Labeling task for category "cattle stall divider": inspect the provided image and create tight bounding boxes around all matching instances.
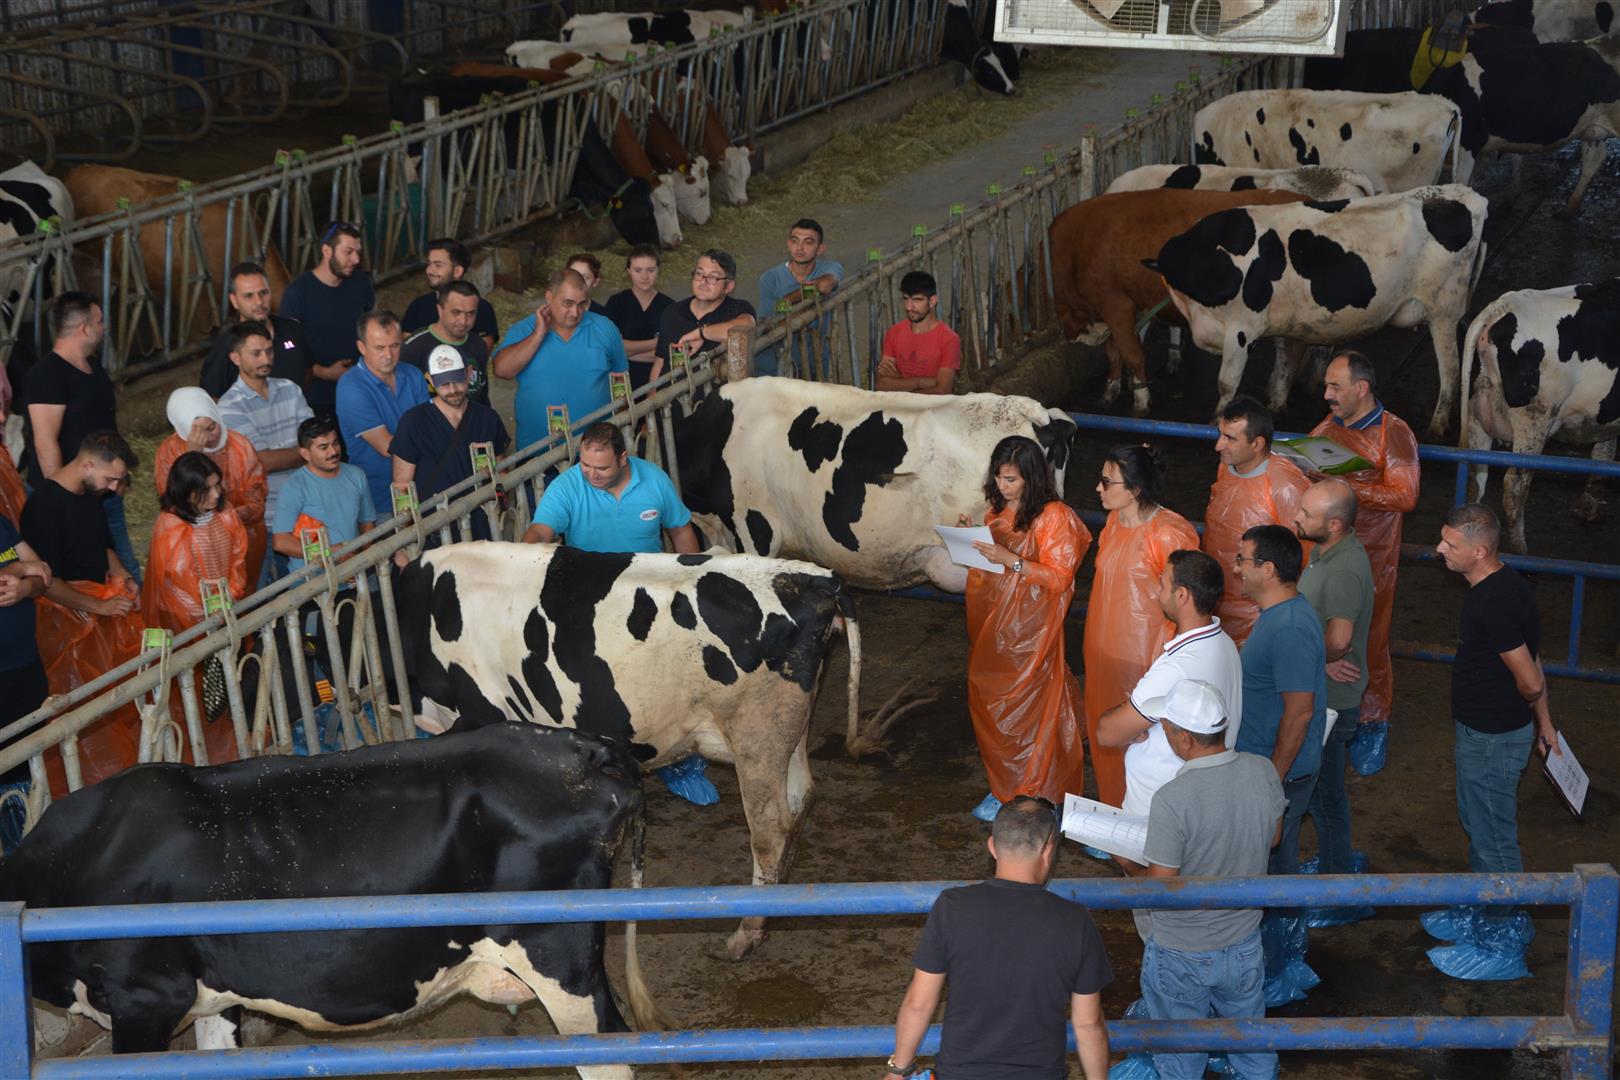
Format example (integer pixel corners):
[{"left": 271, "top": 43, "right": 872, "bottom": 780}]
[
  {"left": 0, "top": 868, "right": 1612, "bottom": 1077},
  {"left": 0, "top": 0, "right": 982, "bottom": 379}
]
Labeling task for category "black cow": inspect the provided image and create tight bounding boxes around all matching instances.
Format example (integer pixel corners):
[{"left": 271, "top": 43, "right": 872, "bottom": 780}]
[
  {"left": 389, "top": 73, "right": 661, "bottom": 247},
  {"left": 943, "top": 0, "right": 1016, "bottom": 95},
  {"left": 3, "top": 723, "right": 663, "bottom": 1072}
]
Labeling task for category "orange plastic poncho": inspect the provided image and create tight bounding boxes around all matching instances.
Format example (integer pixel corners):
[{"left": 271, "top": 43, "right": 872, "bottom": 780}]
[
  {"left": 34, "top": 577, "right": 144, "bottom": 797},
  {"left": 1201, "top": 453, "right": 1312, "bottom": 646},
  {"left": 1082, "top": 506, "right": 1201, "bottom": 807},
  {"left": 965, "top": 500, "right": 1093, "bottom": 805},
  {"left": 1309, "top": 409, "right": 1420, "bottom": 727},
  {"left": 0, "top": 446, "right": 24, "bottom": 527},
  {"left": 142, "top": 510, "right": 252, "bottom": 766},
  {"left": 154, "top": 430, "right": 269, "bottom": 587}
]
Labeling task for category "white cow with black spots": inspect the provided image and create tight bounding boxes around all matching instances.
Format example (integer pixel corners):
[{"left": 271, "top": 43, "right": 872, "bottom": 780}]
[{"left": 1105, "top": 163, "right": 1377, "bottom": 200}]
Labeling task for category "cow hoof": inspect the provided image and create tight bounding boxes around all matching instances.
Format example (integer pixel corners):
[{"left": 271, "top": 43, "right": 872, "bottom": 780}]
[
  {"left": 1574, "top": 494, "right": 1604, "bottom": 523},
  {"left": 1130, "top": 389, "right": 1151, "bottom": 417},
  {"left": 724, "top": 926, "right": 765, "bottom": 960},
  {"left": 1099, "top": 379, "right": 1121, "bottom": 408}
]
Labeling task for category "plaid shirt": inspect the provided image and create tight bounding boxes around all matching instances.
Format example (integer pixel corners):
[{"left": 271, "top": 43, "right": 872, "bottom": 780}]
[{"left": 218, "top": 376, "right": 313, "bottom": 522}]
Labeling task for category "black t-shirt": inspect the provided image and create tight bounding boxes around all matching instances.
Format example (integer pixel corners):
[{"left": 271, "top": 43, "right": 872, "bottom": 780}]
[
  {"left": 20, "top": 479, "right": 113, "bottom": 583},
  {"left": 400, "top": 291, "right": 501, "bottom": 345},
  {"left": 20, "top": 351, "right": 118, "bottom": 485},
  {"left": 391, "top": 401, "right": 511, "bottom": 543},
  {"left": 1453, "top": 565, "right": 1541, "bottom": 733},
  {"left": 400, "top": 328, "right": 492, "bottom": 407},
  {"left": 604, "top": 289, "right": 673, "bottom": 344},
  {"left": 655, "top": 296, "right": 756, "bottom": 362},
  {"left": 0, "top": 515, "right": 38, "bottom": 672},
  {"left": 199, "top": 314, "right": 310, "bottom": 399},
  {"left": 278, "top": 270, "right": 376, "bottom": 414},
  {"left": 913, "top": 880, "right": 1113, "bottom": 1080}
]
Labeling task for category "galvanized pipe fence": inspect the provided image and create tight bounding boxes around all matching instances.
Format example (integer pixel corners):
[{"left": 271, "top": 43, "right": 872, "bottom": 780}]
[{"left": 1, "top": 867, "right": 1614, "bottom": 1077}]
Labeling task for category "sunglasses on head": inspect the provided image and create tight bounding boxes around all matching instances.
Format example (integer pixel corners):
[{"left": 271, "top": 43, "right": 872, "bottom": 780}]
[{"left": 322, "top": 221, "right": 357, "bottom": 245}]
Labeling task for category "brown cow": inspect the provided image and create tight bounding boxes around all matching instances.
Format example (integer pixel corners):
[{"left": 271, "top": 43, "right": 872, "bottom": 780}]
[
  {"left": 1048, "top": 187, "right": 1307, "bottom": 415},
  {"left": 63, "top": 165, "right": 291, "bottom": 346}
]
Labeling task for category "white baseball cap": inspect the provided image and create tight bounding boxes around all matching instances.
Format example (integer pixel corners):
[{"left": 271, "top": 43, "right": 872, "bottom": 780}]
[
  {"left": 1139, "top": 679, "right": 1228, "bottom": 735},
  {"left": 426, "top": 344, "right": 467, "bottom": 388}
]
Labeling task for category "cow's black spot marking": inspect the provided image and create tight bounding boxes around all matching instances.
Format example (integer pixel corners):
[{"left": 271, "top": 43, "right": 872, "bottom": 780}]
[
  {"left": 676, "top": 554, "right": 711, "bottom": 566},
  {"left": 670, "top": 592, "right": 697, "bottom": 629},
  {"left": 1196, "top": 130, "right": 1223, "bottom": 165},
  {"left": 1288, "top": 127, "right": 1320, "bottom": 166},
  {"left": 1237, "top": 331, "right": 1248, "bottom": 348},
  {"left": 1599, "top": 1, "right": 1614, "bottom": 34},
  {"left": 506, "top": 675, "right": 533, "bottom": 721},
  {"left": 672, "top": 390, "right": 740, "bottom": 548},
  {"left": 702, "top": 644, "right": 738, "bottom": 685},
  {"left": 1413, "top": 141, "right": 1421, "bottom": 155},
  {"left": 1421, "top": 197, "right": 1474, "bottom": 252},
  {"left": 1491, "top": 312, "right": 1544, "bottom": 409},
  {"left": 1253, "top": 148, "right": 1261, "bottom": 163},
  {"left": 1241, "top": 229, "right": 1287, "bottom": 313},
  {"left": 1230, "top": 175, "right": 1258, "bottom": 191},
  {"left": 1034, "top": 414, "right": 1076, "bottom": 474},
  {"left": 432, "top": 570, "right": 463, "bottom": 642},
  {"left": 1340, "top": 122, "right": 1353, "bottom": 140},
  {"left": 520, "top": 607, "right": 563, "bottom": 723},
  {"left": 446, "top": 662, "right": 509, "bottom": 730},
  {"left": 1256, "top": 107, "right": 1266, "bottom": 125},
  {"left": 537, "top": 547, "right": 635, "bottom": 742},
  {"left": 821, "top": 412, "right": 907, "bottom": 552},
  {"left": 695, "top": 573, "right": 767, "bottom": 672},
  {"left": 694, "top": 570, "right": 831, "bottom": 692},
  {"left": 1307, "top": 117, "right": 1316, "bottom": 128},
  {"left": 1154, "top": 208, "right": 1256, "bottom": 309},
  {"left": 787, "top": 406, "right": 843, "bottom": 473},
  {"left": 626, "top": 587, "right": 657, "bottom": 642},
  {"left": 745, "top": 509, "right": 774, "bottom": 554},
  {"left": 1244, "top": 130, "right": 1253, "bottom": 147},
  {"left": 1164, "top": 164, "right": 1203, "bottom": 189},
  {"left": 0, "top": 181, "right": 57, "bottom": 235},
  {"left": 1287, "top": 229, "right": 1377, "bottom": 311},
  {"left": 1560, "top": 279, "right": 1620, "bottom": 423},
  {"left": 1305, "top": 199, "right": 1350, "bottom": 213}
]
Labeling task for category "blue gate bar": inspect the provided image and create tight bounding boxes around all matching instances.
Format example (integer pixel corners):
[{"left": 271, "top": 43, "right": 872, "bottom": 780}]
[
  {"left": 27, "top": 1017, "right": 1595, "bottom": 1080},
  {"left": 17, "top": 873, "right": 1587, "bottom": 942}
]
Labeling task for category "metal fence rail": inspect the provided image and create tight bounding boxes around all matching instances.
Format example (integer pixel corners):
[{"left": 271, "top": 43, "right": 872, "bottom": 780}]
[{"left": 2, "top": 867, "right": 1614, "bottom": 1077}]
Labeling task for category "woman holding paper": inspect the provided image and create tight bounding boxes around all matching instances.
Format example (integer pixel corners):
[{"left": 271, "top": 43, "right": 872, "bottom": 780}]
[
  {"left": 963, "top": 436, "right": 1092, "bottom": 821},
  {"left": 1083, "top": 444, "right": 1201, "bottom": 808}
]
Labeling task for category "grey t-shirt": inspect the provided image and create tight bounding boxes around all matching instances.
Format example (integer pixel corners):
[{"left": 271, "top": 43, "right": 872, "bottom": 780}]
[
  {"left": 1142, "top": 750, "right": 1287, "bottom": 952},
  {"left": 1298, "top": 533, "right": 1375, "bottom": 711}
]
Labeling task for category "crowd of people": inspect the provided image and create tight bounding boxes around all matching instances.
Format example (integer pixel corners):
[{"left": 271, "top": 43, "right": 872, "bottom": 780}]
[{"left": 0, "top": 216, "right": 1567, "bottom": 1079}]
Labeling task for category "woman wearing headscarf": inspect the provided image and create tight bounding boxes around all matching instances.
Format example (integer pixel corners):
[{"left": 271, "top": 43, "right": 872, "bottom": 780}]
[
  {"left": 964, "top": 435, "right": 1092, "bottom": 820},
  {"left": 1083, "top": 444, "right": 1200, "bottom": 809},
  {"left": 143, "top": 451, "right": 250, "bottom": 765},
  {"left": 155, "top": 387, "right": 269, "bottom": 587}
]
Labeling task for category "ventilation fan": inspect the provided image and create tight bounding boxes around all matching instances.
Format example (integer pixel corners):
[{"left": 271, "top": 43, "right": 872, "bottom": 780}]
[{"left": 994, "top": 0, "right": 1348, "bottom": 55}]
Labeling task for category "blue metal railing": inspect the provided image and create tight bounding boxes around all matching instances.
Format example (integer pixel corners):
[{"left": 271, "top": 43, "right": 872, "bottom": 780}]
[{"left": 3, "top": 867, "right": 1615, "bottom": 1078}]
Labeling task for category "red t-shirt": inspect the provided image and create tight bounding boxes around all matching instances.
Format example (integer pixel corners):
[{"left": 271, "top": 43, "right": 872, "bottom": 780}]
[{"left": 882, "top": 321, "right": 962, "bottom": 380}]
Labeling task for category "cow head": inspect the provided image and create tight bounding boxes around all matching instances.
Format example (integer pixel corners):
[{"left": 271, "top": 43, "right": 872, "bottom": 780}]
[
  {"left": 971, "top": 47, "right": 1017, "bottom": 96},
  {"left": 714, "top": 146, "right": 751, "bottom": 206},
  {"left": 1034, "top": 409, "right": 1077, "bottom": 491},
  {"left": 648, "top": 176, "right": 683, "bottom": 249},
  {"left": 671, "top": 158, "right": 712, "bottom": 226}
]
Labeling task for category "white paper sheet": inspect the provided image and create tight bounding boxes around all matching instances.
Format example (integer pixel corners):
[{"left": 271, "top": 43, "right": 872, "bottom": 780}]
[
  {"left": 1061, "top": 793, "right": 1148, "bottom": 864},
  {"left": 1543, "top": 732, "right": 1589, "bottom": 819},
  {"left": 933, "top": 525, "right": 1004, "bottom": 574}
]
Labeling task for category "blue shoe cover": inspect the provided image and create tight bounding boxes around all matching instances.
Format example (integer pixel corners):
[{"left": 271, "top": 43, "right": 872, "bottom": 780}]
[
  {"left": 1349, "top": 720, "right": 1387, "bottom": 776},
  {"left": 1262, "top": 911, "right": 1318, "bottom": 1006},
  {"left": 970, "top": 792, "right": 1001, "bottom": 822},
  {"left": 1428, "top": 938, "right": 1530, "bottom": 981},
  {"left": 1300, "top": 850, "right": 1368, "bottom": 875},
  {"left": 1205, "top": 1052, "right": 1236, "bottom": 1077},
  {"left": 1263, "top": 957, "right": 1322, "bottom": 1007},
  {"left": 1082, "top": 845, "right": 1113, "bottom": 861},
  {"left": 1301, "top": 851, "right": 1373, "bottom": 926},
  {"left": 1109, "top": 1000, "right": 1160, "bottom": 1080},
  {"left": 656, "top": 755, "right": 720, "bottom": 806},
  {"left": 1421, "top": 906, "right": 1479, "bottom": 943}
]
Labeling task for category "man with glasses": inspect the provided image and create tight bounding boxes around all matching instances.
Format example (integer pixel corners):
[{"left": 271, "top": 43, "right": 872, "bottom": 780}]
[
  {"left": 884, "top": 796, "right": 1112, "bottom": 1080},
  {"left": 656, "top": 249, "right": 756, "bottom": 371},
  {"left": 199, "top": 261, "right": 310, "bottom": 400},
  {"left": 280, "top": 222, "right": 375, "bottom": 418}
]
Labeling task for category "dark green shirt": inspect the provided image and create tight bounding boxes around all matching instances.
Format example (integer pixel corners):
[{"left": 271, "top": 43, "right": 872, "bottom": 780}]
[{"left": 1298, "top": 533, "right": 1375, "bottom": 711}]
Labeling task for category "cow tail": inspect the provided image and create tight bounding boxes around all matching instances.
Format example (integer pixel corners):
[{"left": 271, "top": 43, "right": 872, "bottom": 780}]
[
  {"left": 837, "top": 589, "right": 866, "bottom": 760},
  {"left": 1459, "top": 299, "right": 1496, "bottom": 451},
  {"left": 623, "top": 795, "right": 675, "bottom": 1034}
]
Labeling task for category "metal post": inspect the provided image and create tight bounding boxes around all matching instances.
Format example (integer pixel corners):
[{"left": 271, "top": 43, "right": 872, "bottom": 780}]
[
  {"left": 1563, "top": 864, "right": 1618, "bottom": 1079},
  {"left": 0, "top": 902, "right": 31, "bottom": 1079},
  {"left": 1567, "top": 576, "right": 1585, "bottom": 669}
]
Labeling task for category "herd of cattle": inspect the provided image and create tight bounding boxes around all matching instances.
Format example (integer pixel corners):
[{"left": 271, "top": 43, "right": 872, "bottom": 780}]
[{"left": 4, "top": 0, "right": 1620, "bottom": 1069}]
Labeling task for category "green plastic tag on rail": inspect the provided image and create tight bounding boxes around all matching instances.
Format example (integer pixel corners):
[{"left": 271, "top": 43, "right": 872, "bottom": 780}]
[
  {"left": 469, "top": 441, "right": 495, "bottom": 474},
  {"left": 1125, "top": 107, "right": 1139, "bottom": 120},
  {"left": 1151, "top": 93, "right": 1164, "bottom": 106},
  {"left": 391, "top": 483, "right": 418, "bottom": 516},
  {"left": 670, "top": 346, "right": 689, "bottom": 369},
  {"left": 343, "top": 134, "right": 358, "bottom": 146},
  {"left": 293, "top": 148, "right": 308, "bottom": 160},
  {"left": 866, "top": 247, "right": 882, "bottom": 262},
  {"left": 625, "top": 51, "right": 638, "bottom": 62},
  {"left": 547, "top": 404, "right": 572, "bottom": 436},
  {"left": 116, "top": 197, "right": 131, "bottom": 211},
  {"left": 1176, "top": 80, "right": 1188, "bottom": 93},
  {"left": 1022, "top": 165, "right": 1037, "bottom": 178},
  {"left": 39, "top": 216, "right": 58, "bottom": 234},
  {"left": 950, "top": 203, "right": 964, "bottom": 216},
  {"left": 178, "top": 180, "right": 193, "bottom": 193},
  {"left": 142, "top": 628, "right": 172, "bottom": 652},
  {"left": 275, "top": 150, "right": 291, "bottom": 167},
  {"left": 912, "top": 224, "right": 926, "bottom": 238},
  {"left": 986, "top": 183, "right": 1001, "bottom": 197},
  {"left": 390, "top": 120, "right": 404, "bottom": 134},
  {"left": 775, "top": 297, "right": 793, "bottom": 314},
  {"left": 801, "top": 283, "right": 818, "bottom": 299},
  {"left": 609, "top": 370, "right": 630, "bottom": 401}
]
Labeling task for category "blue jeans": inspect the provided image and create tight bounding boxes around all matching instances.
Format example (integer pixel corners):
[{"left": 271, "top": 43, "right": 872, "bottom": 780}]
[
  {"left": 1269, "top": 770, "right": 1320, "bottom": 877},
  {"left": 103, "top": 491, "right": 141, "bottom": 587},
  {"left": 1141, "top": 933, "right": 1278, "bottom": 1080},
  {"left": 1308, "top": 706, "right": 1360, "bottom": 874},
  {"left": 1454, "top": 720, "right": 1534, "bottom": 917}
]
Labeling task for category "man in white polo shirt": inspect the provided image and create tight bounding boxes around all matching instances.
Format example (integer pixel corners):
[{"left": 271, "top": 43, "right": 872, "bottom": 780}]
[{"left": 1097, "top": 548, "right": 1244, "bottom": 822}]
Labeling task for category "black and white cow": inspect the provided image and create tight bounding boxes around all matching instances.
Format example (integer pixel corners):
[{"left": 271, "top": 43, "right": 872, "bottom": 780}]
[
  {"left": 0, "top": 160, "right": 73, "bottom": 322},
  {"left": 5, "top": 724, "right": 662, "bottom": 1076},
  {"left": 1147, "top": 185, "right": 1490, "bottom": 435},
  {"left": 395, "top": 543, "right": 858, "bottom": 958},
  {"left": 1303, "top": 27, "right": 1620, "bottom": 215},
  {"left": 673, "top": 380, "right": 1076, "bottom": 593},
  {"left": 1105, "top": 163, "right": 1376, "bottom": 199},
  {"left": 1462, "top": 279, "right": 1620, "bottom": 553},
  {"left": 943, "top": 0, "right": 1016, "bottom": 96},
  {"left": 560, "top": 9, "right": 750, "bottom": 46},
  {"left": 1472, "top": 0, "right": 1618, "bottom": 41},
  {"left": 1193, "top": 89, "right": 1465, "bottom": 194}
]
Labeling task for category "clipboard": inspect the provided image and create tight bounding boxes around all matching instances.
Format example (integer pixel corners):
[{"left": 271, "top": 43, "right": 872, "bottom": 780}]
[{"left": 1541, "top": 732, "right": 1588, "bottom": 820}]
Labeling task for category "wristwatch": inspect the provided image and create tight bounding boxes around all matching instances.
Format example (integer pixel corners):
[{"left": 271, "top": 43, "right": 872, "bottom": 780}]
[
  {"left": 1012, "top": 558, "right": 1024, "bottom": 574},
  {"left": 885, "top": 1056, "right": 917, "bottom": 1077}
]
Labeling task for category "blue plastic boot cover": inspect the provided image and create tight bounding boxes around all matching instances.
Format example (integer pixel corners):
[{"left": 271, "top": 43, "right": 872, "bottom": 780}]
[
  {"left": 1262, "top": 910, "right": 1320, "bottom": 1007},
  {"left": 1082, "top": 845, "right": 1114, "bottom": 861},
  {"left": 656, "top": 754, "right": 721, "bottom": 806},
  {"left": 1301, "top": 849, "right": 1374, "bottom": 927},
  {"left": 970, "top": 792, "right": 1001, "bottom": 822},
  {"left": 1349, "top": 720, "right": 1387, "bottom": 776},
  {"left": 1421, "top": 905, "right": 1480, "bottom": 943},
  {"left": 1428, "top": 912, "right": 1533, "bottom": 980},
  {"left": 1109, "top": 999, "right": 1160, "bottom": 1080}
]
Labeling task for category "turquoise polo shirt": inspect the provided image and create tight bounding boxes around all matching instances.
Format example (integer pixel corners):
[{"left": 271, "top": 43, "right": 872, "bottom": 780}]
[
  {"left": 498, "top": 312, "right": 629, "bottom": 449},
  {"left": 335, "top": 360, "right": 429, "bottom": 517},
  {"left": 532, "top": 456, "right": 692, "bottom": 553}
]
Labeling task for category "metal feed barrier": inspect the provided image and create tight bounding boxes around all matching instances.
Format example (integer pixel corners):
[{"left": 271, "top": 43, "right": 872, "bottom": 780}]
[
  {"left": 0, "top": 0, "right": 975, "bottom": 380},
  {"left": 0, "top": 868, "right": 1613, "bottom": 1077}
]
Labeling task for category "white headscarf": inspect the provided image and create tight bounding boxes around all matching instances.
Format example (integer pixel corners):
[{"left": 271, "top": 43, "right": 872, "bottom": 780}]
[{"left": 165, "top": 387, "right": 228, "bottom": 453}]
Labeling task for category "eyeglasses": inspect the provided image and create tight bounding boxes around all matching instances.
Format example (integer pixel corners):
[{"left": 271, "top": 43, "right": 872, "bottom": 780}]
[
  {"left": 1097, "top": 474, "right": 1125, "bottom": 488},
  {"left": 1233, "top": 553, "right": 1268, "bottom": 566},
  {"left": 691, "top": 271, "right": 731, "bottom": 285}
]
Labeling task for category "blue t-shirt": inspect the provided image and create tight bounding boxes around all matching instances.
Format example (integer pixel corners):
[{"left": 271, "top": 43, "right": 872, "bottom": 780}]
[
  {"left": 0, "top": 515, "right": 37, "bottom": 672},
  {"left": 532, "top": 456, "right": 691, "bottom": 553},
  {"left": 278, "top": 270, "right": 376, "bottom": 414},
  {"left": 336, "top": 361, "right": 430, "bottom": 517},
  {"left": 271, "top": 464, "right": 378, "bottom": 571},
  {"left": 755, "top": 259, "right": 845, "bottom": 376},
  {"left": 1236, "top": 594, "right": 1328, "bottom": 781},
  {"left": 497, "top": 312, "right": 628, "bottom": 449}
]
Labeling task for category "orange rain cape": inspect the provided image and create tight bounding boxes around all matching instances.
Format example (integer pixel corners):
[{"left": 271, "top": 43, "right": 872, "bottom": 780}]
[
  {"left": 1309, "top": 409, "right": 1420, "bottom": 727},
  {"left": 1201, "top": 453, "right": 1312, "bottom": 645},
  {"left": 0, "top": 447, "right": 24, "bottom": 527},
  {"left": 1082, "top": 506, "right": 1201, "bottom": 807},
  {"left": 965, "top": 501, "right": 1092, "bottom": 805},
  {"left": 35, "top": 577, "right": 144, "bottom": 797},
  {"left": 155, "top": 430, "right": 269, "bottom": 587}
]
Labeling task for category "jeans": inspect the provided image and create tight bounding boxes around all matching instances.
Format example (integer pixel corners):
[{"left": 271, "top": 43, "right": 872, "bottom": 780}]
[
  {"left": 1307, "top": 706, "right": 1360, "bottom": 874},
  {"left": 103, "top": 491, "right": 142, "bottom": 587},
  {"left": 1140, "top": 932, "right": 1278, "bottom": 1080},
  {"left": 1269, "top": 770, "right": 1320, "bottom": 877},
  {"left": 1454, "top": 720, "right": 1534, "bottom": 917}
]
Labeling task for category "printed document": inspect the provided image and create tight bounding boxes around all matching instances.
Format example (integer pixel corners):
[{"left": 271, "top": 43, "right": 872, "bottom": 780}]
[
  {"left": 1061, "top": 793, "right": 1148, "bottom": 865},
  {"left": 934, "top": 525, "right": 1004, "bottom": 574},
  {"left": 1273, "top": 436, "right": 1375, "bottom": 476},
  {"left": 1543, "top": 733, "right": 1588, "bottom": 819}
]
